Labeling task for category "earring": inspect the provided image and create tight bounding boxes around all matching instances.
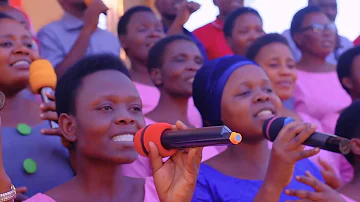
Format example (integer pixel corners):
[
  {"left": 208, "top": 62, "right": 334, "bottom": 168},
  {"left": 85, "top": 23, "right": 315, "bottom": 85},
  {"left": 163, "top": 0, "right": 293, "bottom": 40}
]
[{"left": 0, "top": 91, "right": 5, "bottom": 110}]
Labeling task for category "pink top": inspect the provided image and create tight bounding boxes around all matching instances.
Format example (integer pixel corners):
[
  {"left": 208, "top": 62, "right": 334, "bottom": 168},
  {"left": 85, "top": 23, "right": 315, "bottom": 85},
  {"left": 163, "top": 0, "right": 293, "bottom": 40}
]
[
  {"left": 25, "top": 177, "right": 159, "bottom": 202},
  {"left": 341, "top": 194, "right": 357, "bottom": 202},
  {"left": 293, "top": 70, "right": 353, "bottom": 184},
  {"left": 133, "top": 82, "right": 202, "bottom": 128},
  {"left": 134, "top": 82, "right": 160, "bottom": 114},
  {"left": 123, "top": 117, "right": 226, "bottom": 178}
]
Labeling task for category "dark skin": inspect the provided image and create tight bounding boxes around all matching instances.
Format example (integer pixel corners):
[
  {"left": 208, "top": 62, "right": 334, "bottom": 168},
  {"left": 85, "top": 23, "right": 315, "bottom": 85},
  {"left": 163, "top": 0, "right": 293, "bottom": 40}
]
[
  {"left": 338, "top": 138, "right": 360, "bottom": 201},
  {"left": 146, "top": 39, "right": 203, "bottom": 127},
  {"left": 119, "top": 11, "right": 165, "bottom": 86},
  {"left": 294, "top": 12, "right": 337, "bottom": 73},
  {"left": 341, "top": 55, "right": 360, "bottom": 101},
  {"left": 0, "top": 6, "right": 30, "bottom": 30},
  {"left": 312, "top": 0, "right": 337, "bottom": 22},
  {"left": 0, "top": 18, "right": 40, "bottom": 127},
  {"left": 155, "top": 0, "right": 200, "bottom": 36},
  {"left": 253, "top": 42, "right": 301, "bottom": 121},
  {"left": 54, "top": 0, "right": 108, "bottom": 77},
  {"left": 201, "top": 65, "right": 320, "bottom": 201},
  {"left": 213, "top": 0, "right": 244, "bottom": 23},
  {"left": 24, "top": 70, "right": 202, "bottom": 202},
  {"left": 0, "top": 18, "right": 42, "bottom": 201},
  {"left": 227, "top": 13, "right": 265, "bottom": 56}
]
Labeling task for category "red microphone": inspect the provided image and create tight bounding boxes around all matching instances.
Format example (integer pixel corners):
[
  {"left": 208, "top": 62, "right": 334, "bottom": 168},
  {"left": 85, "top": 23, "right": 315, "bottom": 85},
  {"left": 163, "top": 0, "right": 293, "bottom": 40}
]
[{"left": 134, "top": 123, "right": 242, "bottom": 157}]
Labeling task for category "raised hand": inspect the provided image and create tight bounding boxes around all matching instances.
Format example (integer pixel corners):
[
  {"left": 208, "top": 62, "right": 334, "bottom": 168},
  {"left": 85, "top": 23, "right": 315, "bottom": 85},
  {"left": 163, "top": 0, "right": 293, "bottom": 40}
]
[
  {"left": 285, "top": 171, "right": 346, "bottom": 202},
  {"left": 265, "top": 122, "right": 320, "bottom": 188},
  {"left": 255, "top": 122, "right": 321, "bottom": 202},
  {"left": 150, "top": 121, "right": 203, "bottom": 202},
  {"left": 317, "top": 157, "right": 342, "bottom": 189},
  {"left": 174, "top": 1, "right": 200, "bottom": 26},
  {"left": 0, "top": 117, "right": 13, "bottom": 197},
  {"left": 83, "top": 0, "right": 108, "bottom": 33}
]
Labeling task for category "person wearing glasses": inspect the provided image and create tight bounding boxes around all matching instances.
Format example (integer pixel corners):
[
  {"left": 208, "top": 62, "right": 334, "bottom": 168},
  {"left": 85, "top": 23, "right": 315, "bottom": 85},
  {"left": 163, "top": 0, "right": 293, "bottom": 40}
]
[
  {"left": 283, "top": 0, "right": 353, "bottom": 65},
  {"left": 290, "top": 6, "right": 353, "bottom": 188}
]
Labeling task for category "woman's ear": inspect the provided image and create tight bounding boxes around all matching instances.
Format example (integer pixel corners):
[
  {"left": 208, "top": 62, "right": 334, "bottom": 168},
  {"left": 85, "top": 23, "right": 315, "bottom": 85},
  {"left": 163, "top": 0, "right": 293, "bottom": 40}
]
[
  {"left": 119, "top": 35, "right": 128, "bottom": 50},
  {"left": 341, "top": 77, "right": 353, "bottom": 92},
  {"left": 149, "top": 68, "right": 163, "bottom": 86},
  {"left": 293, "top": 33, "right": 304, "bottom": 49},
  {"left": 350, "top": 138, "right": 360, "bottom": 156},
  {"left": 58, "top": 113, "right": 77, "bottom": 144}
]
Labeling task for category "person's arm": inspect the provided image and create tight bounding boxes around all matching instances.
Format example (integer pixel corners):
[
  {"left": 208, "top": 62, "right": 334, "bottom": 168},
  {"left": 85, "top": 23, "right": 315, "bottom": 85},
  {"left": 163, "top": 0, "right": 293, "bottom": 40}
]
[
  {"left": 0, "top": 117, "right": 15, "bottom": 202},
  {"left": 38, "top": 0, "right": 107, "bottom": 78},
  {"left": 253, "top": 181, "right": 284, "bottom": 202},
  {"left": 167, "top": 2, "right": 200, "bottom": 36},
  {"left": 285, "top": 171, "right": 347, "bottom": 202},
  {"left": 53, "top": 28, "right": 93, "bottom": 77},
  {"left": 254, "top": 121, "right": 321, "bottom": 202}
]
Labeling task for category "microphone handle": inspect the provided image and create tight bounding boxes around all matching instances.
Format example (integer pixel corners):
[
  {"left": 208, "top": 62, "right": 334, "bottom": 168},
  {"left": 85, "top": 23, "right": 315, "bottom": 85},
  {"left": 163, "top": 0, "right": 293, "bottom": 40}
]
[
  {"left": 40, "top": 87, "right": 59, "bottom": 129},
  {"left": 160, "top": 126, "right": 234, "bottom": 150},
  {"left": 303, "top": 132, "right": 351, "bottom": 155}
]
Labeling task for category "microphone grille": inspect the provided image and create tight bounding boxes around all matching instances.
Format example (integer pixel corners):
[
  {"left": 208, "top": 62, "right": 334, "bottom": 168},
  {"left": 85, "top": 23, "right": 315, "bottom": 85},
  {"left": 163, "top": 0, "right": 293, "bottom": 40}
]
[{"left": 29, "top": 59, "right": 57, "bottom": 94}]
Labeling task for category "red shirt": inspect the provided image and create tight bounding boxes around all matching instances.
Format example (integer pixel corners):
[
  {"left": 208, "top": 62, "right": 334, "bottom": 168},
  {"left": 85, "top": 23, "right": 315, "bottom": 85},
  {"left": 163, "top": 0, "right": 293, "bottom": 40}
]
[
  {"left": 193, "top": 19, "right": 233, "bottom": 60},
  {"left": 354, "top": 35, "right": 360, "bottom": 46}
]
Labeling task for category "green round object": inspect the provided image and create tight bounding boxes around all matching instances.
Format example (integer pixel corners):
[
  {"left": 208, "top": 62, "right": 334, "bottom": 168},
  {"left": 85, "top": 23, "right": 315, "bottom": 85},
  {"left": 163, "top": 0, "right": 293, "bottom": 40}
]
[
  {"left": 17, "top": 123, "right": 31, "bottom": 136},
  {"left": 23, "top": 158, "right": 37, "bottom": 174}
]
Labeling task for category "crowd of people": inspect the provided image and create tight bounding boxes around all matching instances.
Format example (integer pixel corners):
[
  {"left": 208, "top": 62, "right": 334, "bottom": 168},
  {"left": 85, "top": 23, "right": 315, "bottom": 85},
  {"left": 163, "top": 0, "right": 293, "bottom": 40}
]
[{"left": 0, "top": 0, "right": 359, "bottom": 201}]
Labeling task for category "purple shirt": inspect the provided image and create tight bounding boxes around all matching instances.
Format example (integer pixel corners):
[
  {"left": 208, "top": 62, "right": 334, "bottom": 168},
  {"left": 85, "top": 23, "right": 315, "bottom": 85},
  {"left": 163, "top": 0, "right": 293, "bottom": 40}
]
[{"left": 37, "top": 12, "right": 120, "bottom": 68}]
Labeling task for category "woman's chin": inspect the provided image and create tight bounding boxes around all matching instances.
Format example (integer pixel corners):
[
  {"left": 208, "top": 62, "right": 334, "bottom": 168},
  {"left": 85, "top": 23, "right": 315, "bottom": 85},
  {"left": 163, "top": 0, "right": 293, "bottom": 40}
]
[{"left": 113, "top": 151, "right": 139, "bottom": 165}]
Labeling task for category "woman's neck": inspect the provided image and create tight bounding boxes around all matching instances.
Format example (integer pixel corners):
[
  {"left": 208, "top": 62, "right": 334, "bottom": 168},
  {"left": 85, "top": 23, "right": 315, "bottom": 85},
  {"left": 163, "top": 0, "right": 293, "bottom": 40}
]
[
  {"left": 297, "top": 52, "right": 334, "bottom": 72},
  {"left": 0, "top": 90, "right": 41, "bottom": 126},
  {"left": 349, "top": 162, "right": 360, "bottom": 184},
  {"left": 129, "top": 58, "right": 154, "bottom": 86},
  {"left": 217, "top": 14, "right": 227, "bottom": 25},
  {"left": 224, "top": 139, "right": 271, "bottom": 179},
  {"left": 75, "top": 156, "right": 126, "bottom": 200},
  {"left": 148, "top": 89, "right": 190, "bottom": 124}
]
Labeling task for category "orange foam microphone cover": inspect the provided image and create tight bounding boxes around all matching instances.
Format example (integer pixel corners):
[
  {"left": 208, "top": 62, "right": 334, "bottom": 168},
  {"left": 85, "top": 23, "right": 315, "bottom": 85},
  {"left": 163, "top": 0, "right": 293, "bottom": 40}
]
[
  {"left": 134, "top": 123, "right": 177, "bottom": 158},
  {"left": 29, "top": 59, "right": 57, "bottom": 94},
  {"left": 84, "top": 0, "right": 92, "bottom": 5}
]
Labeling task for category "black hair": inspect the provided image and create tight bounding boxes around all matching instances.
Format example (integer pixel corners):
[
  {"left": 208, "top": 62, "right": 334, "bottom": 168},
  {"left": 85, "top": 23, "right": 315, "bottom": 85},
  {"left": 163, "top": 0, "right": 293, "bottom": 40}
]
[
  {"left": 290, "top": 6, "right": 322, "bottom": 42},
  {"left": 117, "top": 5, "right": 153, "bottom": 36},
  {"left": 147, "top": 34, "right": 195, "bottom": 71},
  {"left": 337, "top": 46, "right": 360, "bottom": 94},
  {"left": 335, "top": 101, "right": 360, "bottom": 165},
  {"left": 0, "top": 0, "right": 8, "bottom": 6},
  {"left": 223, "top": 7, "right": 262, "bottom": 38},
  {"left": 0, "top": 12, "right": 14, "bottom": 20},
  {"left": 55, "top": 53, "right": 130, "bottom": 117},
  {"left": 245, "top": 33, "right": 290, "bottom": 60}
]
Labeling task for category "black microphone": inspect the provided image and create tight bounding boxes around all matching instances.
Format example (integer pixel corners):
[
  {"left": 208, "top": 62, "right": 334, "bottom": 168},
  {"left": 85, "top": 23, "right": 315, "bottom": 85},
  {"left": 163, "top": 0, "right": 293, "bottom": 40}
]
[
  {"left": 263, "top": 116, "right": 351, "bottom": 155},
  {"left": 134, "top": 123, "right": 242, "bottom": 157}
]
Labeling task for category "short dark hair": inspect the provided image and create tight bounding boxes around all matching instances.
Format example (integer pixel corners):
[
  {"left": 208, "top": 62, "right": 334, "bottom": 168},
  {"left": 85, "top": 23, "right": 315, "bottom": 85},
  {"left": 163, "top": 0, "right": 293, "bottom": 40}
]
[
  {"left": 337, "top": 46, "right": 360, "bottom": 94},
  {"left": 55, "top": 54, "right": 130, "bottom": 117},
  {"left": 245, "top": 33, "right": 290, "bottom": 60},
  {"left": 335, "top": 101, "right": 360, "bottom": 165},
  {"left": 223, "top": 7, "right": 262, "bottom": 38},
  {"left": 0, "top": 12, "right": 14, "bottom": 20},
  {"left": 290, "top": 6, "right": 322, "bottom": 41},
  {"left": 117, "top": 6, "right": 153, "bottom": 36},
  {"left": 147, "top": 35, "right": 194, "bottom": 71}
]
